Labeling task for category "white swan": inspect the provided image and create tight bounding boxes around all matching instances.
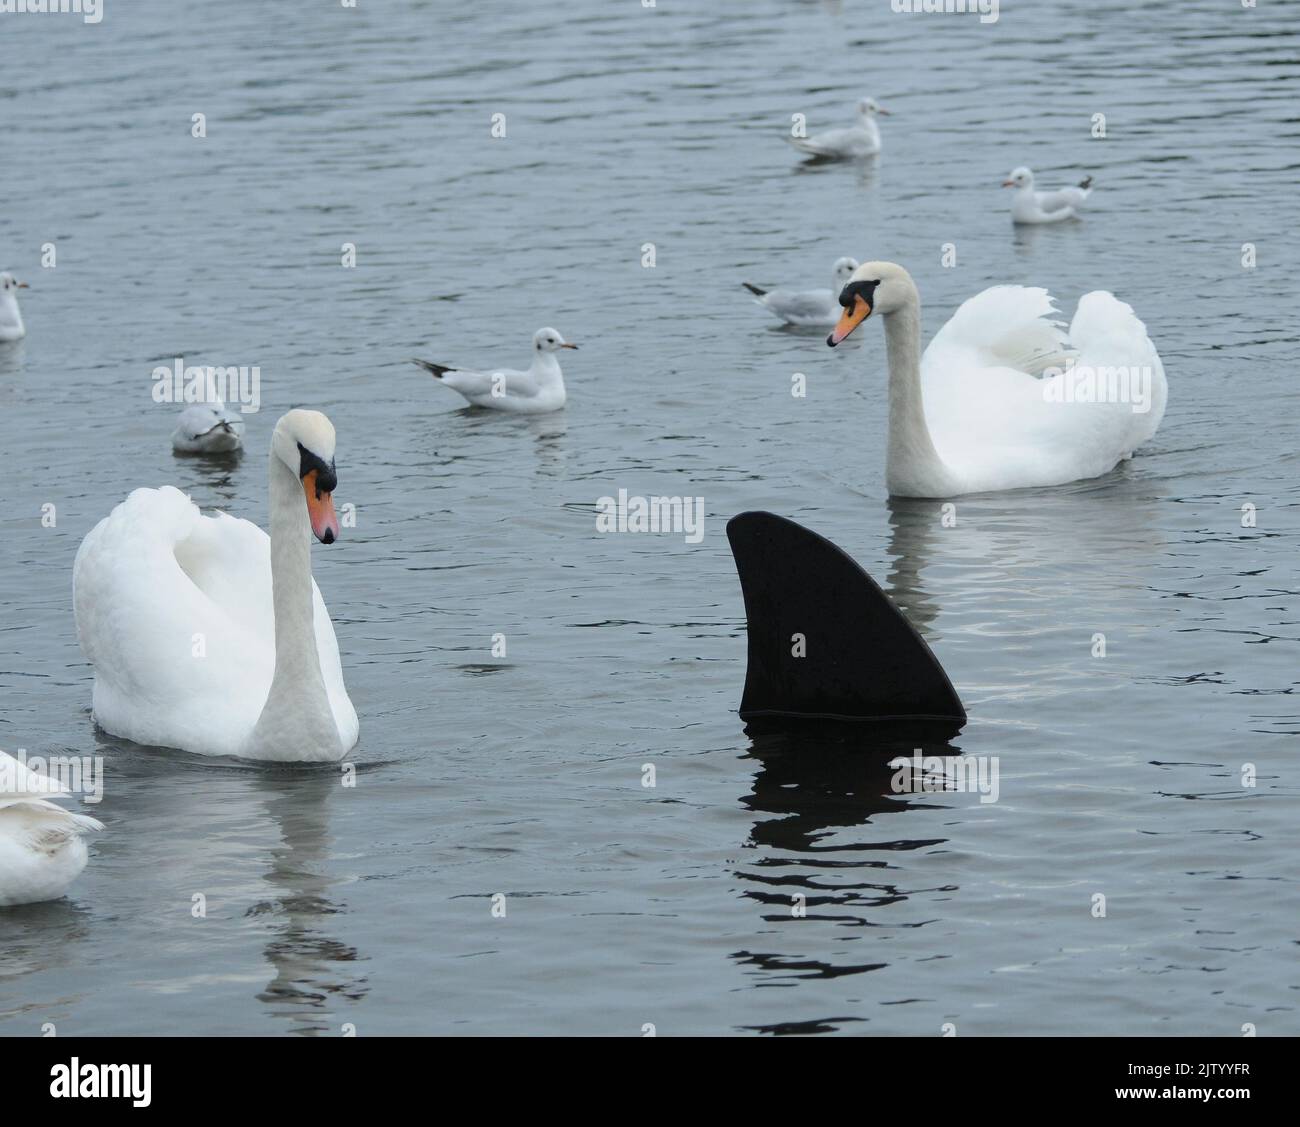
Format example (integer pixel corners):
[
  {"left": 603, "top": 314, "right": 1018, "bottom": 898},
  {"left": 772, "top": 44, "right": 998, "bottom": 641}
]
[
  {"left": 0, "top": 750, "right": 102, "bottom": 907},
  {"left": 411, "top": 327, "right": 576, "bottom": 414},
  {"left": 1003, "top": 166, "right": 1093, "bottom": 224},
  {"left": 827, "top": 261, "right": 1166, "bottom": 497},
  {"left": 172, "top": 400, "right": 245, "bottom": 454},
  {"left": 743, "top": 257, "right": 859, "bottom": 327},
  {"left": 0, "top": 272, "right": 28, "bottom": 341},
  {"left": 787, "top": 98, "right": 888, "bottom": 160},
  {"left": 74, "top": 409, "right": 359, "bottom": 762}
]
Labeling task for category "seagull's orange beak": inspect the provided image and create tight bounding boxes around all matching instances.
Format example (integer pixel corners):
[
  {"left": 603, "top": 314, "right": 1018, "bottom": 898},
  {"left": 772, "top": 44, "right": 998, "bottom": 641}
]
[
  {"left": 827, "top": 294, "right": 872, "bottom": 347},
  {"left": 559, "top": 342, "right": 579, "bottom": 349},
  {"left": 1001, "top": 180, "right": 1016, "bottom": 188},
  {"left": 16, "top": 281, "right": 28, "bottom": 289},
  {"left": 302, "top": 469, "right": 340, "bottom": 544}
]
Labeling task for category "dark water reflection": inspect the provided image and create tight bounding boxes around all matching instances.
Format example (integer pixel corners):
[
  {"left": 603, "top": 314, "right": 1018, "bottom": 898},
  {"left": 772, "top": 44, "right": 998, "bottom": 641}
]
[{"left": 735, "top": 723, "right": 961, "bottom": 1002}]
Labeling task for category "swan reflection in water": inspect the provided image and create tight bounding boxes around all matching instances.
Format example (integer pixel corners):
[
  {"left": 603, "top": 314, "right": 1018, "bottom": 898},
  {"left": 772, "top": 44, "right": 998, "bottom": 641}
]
[{"left": 251, "top": 769, "right": 368, "bottom": 1034}]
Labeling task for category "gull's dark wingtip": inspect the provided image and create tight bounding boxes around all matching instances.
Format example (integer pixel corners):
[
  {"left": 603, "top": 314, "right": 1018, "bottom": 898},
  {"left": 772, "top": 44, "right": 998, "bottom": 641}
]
[{"left": 410, "top": 357, "right": 452, "bottom": 379}]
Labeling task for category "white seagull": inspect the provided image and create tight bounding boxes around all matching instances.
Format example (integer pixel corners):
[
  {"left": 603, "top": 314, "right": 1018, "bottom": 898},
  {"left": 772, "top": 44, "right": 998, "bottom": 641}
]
[
  {"left": 411, "top": 327, "right": 576, "bottom": 414},
  {"left": 788, "top": 98, "right": 889, "bottom": 160},
  {"left": 1003, "top": 166, "right": 1094, "bottom": 224},
  {"left": 0, "top": 272, "right": 29, "bottom": 341},
  {"left": 0, "top": 749, "right": 102, "bottom": 907},
  {"left": 172, "top": 400, "right": 245, "bottom": 454},
  {"left": 743, "top": 257, "right": 860, "bottom": 327}
]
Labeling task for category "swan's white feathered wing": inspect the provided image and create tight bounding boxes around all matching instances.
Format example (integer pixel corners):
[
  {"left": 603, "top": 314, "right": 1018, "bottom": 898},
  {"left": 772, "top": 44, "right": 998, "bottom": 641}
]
[
  {"left": 920, "top": 286, "right": 1166, "bottom": 493},
  {"left": 73, "top": 486, "right": 355, "bottom": 757},
  {"left": 0, "top": 750, "right": 102, "bottom": 906}
]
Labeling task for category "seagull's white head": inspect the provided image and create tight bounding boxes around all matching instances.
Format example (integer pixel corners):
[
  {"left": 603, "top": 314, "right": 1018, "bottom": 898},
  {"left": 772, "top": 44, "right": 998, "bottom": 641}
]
[
  {"left": 533, "top": 327, "right": 578, "bottom": 354},
  {"left": 827, "top": 261, "right": 917, "bottom": 346},
  {"left": 0, "top": 272, "right": 29, "bottom": 295},
  {"left": 271, "top": 409, "right": 340, "bottom": 544},
  {"left": 832, "top": 257, "right": 860, "bottom": 286},
  {"left": 1002, "top": 166, "right": 1034, "bottom": 189},
  {"left": 858, "top": 97, "right": 889, "bottom": 118}
]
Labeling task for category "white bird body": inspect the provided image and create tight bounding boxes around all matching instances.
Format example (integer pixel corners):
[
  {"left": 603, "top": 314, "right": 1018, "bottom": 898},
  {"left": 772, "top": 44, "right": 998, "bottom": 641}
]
[
  {"left": 827, "top": 262, "right": 1166, "bottom": 497},
  {"left": 412, "top": 327, "right": 575, "bottom": 414},
  {"left": 0, "top": 272, "right": 28, "bottom": 341},
  {"left": 744, "top": 257, "right": 859, "bottom": 327},
  {"left": 74, "top": 411, "right": 358, "bottom": 762},
  {"left": 171, "top": 400, "right": 245, "bottom": 454},
  {"left": 788, "top": 98, "right": 887, "bottom": 160},
  {"left": 1004, "top": 166, "right": 1093, "bottom": 224},
  {"left": 0, "top": 750, "right": 102, "bottom": 907}
]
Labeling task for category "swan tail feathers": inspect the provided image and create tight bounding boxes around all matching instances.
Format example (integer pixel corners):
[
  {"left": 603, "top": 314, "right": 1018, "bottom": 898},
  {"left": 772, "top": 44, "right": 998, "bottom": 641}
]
[
  {"left": 1070, "top": 291, "right": 1151, "bottom": 357},
  {"left": 1068, "top": 291, "right": 1168, "bottom": 437}
]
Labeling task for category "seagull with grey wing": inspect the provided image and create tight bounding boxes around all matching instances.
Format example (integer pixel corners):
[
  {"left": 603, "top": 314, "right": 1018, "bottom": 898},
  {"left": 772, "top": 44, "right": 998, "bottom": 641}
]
[
  {"left": 743, "top": 257, "right": 860, "bottom": 327},
  {"left": 411, "top": 327, "right": 577, "bottom": 414}
]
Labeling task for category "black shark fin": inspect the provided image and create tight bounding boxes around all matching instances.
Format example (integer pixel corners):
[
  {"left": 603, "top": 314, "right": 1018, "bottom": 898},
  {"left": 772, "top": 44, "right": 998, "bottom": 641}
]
[{"left": 727, "top": 511, "right": 965, "bottom": 729}]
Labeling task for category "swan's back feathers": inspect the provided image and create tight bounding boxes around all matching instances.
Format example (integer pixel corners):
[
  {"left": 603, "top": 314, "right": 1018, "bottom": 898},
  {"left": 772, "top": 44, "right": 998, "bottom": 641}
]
[
  {"left": 1070, "top": 290, "right": 1148, "bottom": 360},
  {"left": 0, "top": 798, "right": 103, "bottom": 846},
  {"left": 929, "top": 285, "right": 1075, "bottom": 376},
  {"left": 0, "top": 766, "right": 99, "bottom": 904},
  {"left": 915, "top": 284, "right": 1167, "bottom": 493},
  {"left": 1068, "top": 289, "right": 1168, "bottom": 438}
]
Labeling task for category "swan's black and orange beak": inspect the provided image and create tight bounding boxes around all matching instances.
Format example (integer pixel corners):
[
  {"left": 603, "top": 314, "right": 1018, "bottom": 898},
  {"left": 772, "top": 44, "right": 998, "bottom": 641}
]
[
  {"left": 303, "top": 469, "right": 340, "bottom": 543},
  {"left": 827, "top": 280, "right": 878, "bottom": 347},
  {"left": 298, "top": 443, "right": 340, "bottom": 543}
]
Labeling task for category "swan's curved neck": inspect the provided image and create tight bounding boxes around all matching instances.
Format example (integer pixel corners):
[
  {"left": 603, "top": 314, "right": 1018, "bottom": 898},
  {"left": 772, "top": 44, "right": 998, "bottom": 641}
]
[
  {"left": 883, "top": 296, "right": 951, "bottom": 497},
  {"left": 248, "top": 455, "right": 339, "bottom": 758}
]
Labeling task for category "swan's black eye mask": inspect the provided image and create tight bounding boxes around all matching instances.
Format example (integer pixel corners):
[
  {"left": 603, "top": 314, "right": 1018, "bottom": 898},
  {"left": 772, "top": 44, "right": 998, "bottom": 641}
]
[
  {"left": 298, "top": 442, "right": 337, "bottom": 495},
  {"left": 838, "top": 279, "right": 881, "bottom": 310}
]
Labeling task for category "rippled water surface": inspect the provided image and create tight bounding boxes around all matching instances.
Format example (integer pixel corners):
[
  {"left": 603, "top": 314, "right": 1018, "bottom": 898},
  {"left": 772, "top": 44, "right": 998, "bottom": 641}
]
[{"left": 1, "top": 0, "right": 1297, "bottom": 1035}]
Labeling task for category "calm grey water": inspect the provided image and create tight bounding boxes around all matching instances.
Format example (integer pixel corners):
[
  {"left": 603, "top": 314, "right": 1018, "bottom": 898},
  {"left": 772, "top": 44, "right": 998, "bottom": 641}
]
[{"left": 1, "top": 0, "right": 1297, "bottom": 1036}]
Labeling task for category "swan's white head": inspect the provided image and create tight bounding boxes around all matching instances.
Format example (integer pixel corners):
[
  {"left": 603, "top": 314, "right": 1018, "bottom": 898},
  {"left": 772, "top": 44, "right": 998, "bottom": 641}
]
[
  {"left": 0, "top": 272, "right": 28, "bottom": 296},
  {"left": 271, "top": 409, "right": 340, "bottom": 544},
  {"left": 533, "top": 327, "right": 578, "bottom": 354},
  {"left": 1002, "top": 166, "right": 1033, "bottom": 189},
  {"left": 832, "top": 256, "right": 860, "bottom": 286},
  {"left": 858, "top": 97, "right": 889, "bottom": 117},
  {"left": 827, "top": 260, "right": 917, "bottom": 347}
]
